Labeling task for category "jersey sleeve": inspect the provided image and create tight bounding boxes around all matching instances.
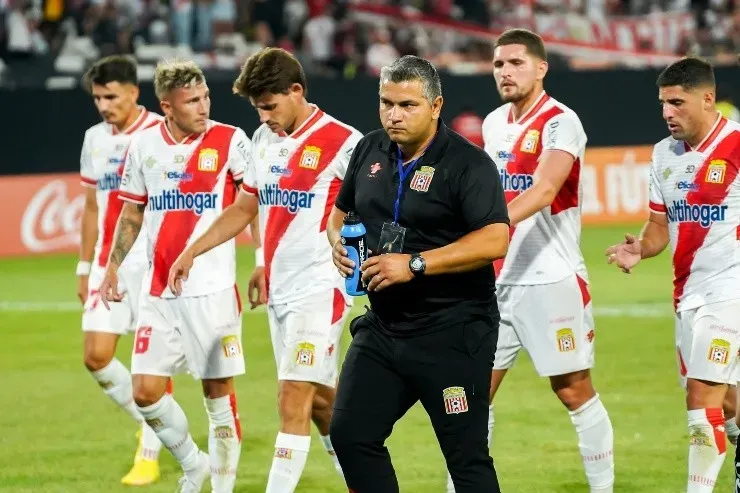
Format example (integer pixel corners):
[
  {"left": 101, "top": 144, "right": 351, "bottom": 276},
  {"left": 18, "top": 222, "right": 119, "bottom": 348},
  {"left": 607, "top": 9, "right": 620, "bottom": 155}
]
[
  {"left": 541, "top": 112, "right": 586, "bottom": 159},
  {"left": 332, "top": 129, "right": 364, "bottom": 180},
  {"left": 240, "top": 128, "right": 260, "bottom": 196},
  {"left": 118, "top": 136, "right": 147, "bottom": 204},
  {"left": 456, "top": 152, "right": 510, "bottom": 231},
  {"left": 648, "top": 148, "right": 666, "bottom": 214},
  {"left": 80, "top": 130, "right": 96, "bottom": 188},
  {"left": 228, "top": 127, "right": 251, "bottom": 181},
  {"left": 335, "top": 136, "right": 366, "bottom": 213}
]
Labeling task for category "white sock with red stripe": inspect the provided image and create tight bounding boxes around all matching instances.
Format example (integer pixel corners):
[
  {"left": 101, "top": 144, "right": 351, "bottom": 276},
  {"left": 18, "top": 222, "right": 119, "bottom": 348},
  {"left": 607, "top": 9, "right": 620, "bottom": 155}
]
[
  {"left": 205, "top": 394, "right": 242, "bottom": 493},
  {"left": 687, "top": 408, "right": 726, "bottom": 492},
  {"left": 139, "top": 381, "right": 172, "bottom": 461},
  {"left": 569, "top": 394, "right": 614, "bottom": 492},
  {"left": 137, "top": 395, "right": 201, "bottom": 474},
  {"left": 265, "top": 433, "right": 311, "bottom": 493}
]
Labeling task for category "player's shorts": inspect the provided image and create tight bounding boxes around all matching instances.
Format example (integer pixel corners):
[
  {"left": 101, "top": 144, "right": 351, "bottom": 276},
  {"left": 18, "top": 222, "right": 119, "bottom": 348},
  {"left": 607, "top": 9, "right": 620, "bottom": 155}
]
[
  {"left": 82, "top": 262, "right": 146, "bottom": 335},
  {"left": 131, "top": 286, "right": 245, "bottom": 380},
  {"left": 268, "top": 288, "right": 352, "bottom": 388},
  {"left": 675, "top": 299, "right": 740, "bottom": 387},
  {"left": 493, "top": 273, "right": 595, "bottom": 377}
]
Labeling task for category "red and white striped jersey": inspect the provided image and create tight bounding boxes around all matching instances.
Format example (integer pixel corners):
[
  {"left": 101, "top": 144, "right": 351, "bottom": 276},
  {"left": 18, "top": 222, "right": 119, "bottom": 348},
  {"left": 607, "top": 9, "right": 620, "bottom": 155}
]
[
  {"left": 119, "top": 119, "right": 250, "bottom": 298},
  {"left": 482, "top": 91, "right": 589, "bottom": 285},
  {"left": 240, "top": 106, "right": 363, "bottom": 304},
  {"left": 648, "top": 115, "right": 740, "bottom": 312},
  {"left": 80, "top": 108, "right": 162, "bottom": 269}
]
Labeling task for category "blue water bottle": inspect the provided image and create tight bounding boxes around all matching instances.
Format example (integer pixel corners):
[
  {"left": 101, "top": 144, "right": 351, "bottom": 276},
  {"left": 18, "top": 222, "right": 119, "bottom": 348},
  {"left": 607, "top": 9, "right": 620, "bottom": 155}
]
[{"left": 341, "top": 211, "right": 368, "bottom": 296}]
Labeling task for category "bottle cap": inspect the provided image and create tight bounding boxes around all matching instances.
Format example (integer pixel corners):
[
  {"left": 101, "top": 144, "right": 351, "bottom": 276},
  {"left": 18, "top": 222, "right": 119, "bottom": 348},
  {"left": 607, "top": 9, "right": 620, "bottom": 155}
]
[{"left": 343, "top": 211, "right": 361, "bottom": 225}]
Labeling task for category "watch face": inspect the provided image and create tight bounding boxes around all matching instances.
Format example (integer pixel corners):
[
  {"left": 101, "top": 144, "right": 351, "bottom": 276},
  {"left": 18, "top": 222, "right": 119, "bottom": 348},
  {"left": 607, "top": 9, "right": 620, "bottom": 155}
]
[{"left": 411, "top": 257, "right": 423, "bottom": 271}]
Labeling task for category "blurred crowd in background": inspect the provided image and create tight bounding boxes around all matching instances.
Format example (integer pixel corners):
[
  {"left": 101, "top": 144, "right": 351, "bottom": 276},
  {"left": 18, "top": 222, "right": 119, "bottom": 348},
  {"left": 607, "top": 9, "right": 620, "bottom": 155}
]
[{"left": 0, "top": 0, "right": 738, "bottom": 77}]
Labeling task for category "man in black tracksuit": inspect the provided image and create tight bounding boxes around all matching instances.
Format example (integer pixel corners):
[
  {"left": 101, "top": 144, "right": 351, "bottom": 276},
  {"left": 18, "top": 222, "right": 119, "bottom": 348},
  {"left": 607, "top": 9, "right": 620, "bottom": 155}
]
[{"left": 325, "top": 55, "right": 510, "bottom": 493}]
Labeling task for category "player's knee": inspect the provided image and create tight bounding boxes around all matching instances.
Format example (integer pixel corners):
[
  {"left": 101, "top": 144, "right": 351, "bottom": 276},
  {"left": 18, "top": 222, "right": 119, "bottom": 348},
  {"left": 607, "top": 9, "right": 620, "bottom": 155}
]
[
  {"left": 551, "top": 373, "right": 596, "bottom": 410},
  {"left": 83, "top": 348, "right": 113, "bottom": 372},
  {"left": 278, "top": 381, "right": 314, "bottom": 422},
  {"left": 133, "top": 381, "right": 164, "bottom": 408}
]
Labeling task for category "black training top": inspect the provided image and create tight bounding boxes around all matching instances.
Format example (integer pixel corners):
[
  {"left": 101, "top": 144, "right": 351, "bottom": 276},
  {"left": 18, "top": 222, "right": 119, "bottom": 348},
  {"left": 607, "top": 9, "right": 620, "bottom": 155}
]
[{"left": 335, "top": 119, "right": 510, "bottom": 335}]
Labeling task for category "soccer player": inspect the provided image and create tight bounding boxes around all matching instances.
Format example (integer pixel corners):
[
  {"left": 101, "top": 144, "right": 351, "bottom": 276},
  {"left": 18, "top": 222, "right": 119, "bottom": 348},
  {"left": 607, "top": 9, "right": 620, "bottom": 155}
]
[
  {"left": 447, "top": 29, "right": 617, "bottom": 493},
  {"left": 167, "top": 47, "right": 362, "bottom": 493},
  {"left": 77, "top": 55, "right": 165, "bottom": 486},
  {"left": 98, "top": 59, "right": 248, "bottom": 493},
  {"left": 606, "top": 57, "right": 740, "bottom": 493}
]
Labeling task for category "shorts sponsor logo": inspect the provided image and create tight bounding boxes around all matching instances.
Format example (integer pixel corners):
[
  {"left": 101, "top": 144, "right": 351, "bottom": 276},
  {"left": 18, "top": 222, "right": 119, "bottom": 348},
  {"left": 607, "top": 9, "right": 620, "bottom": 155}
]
[
  {"left": 705, "top": 160, "right": 726, "bottom": 184},
  {"left": 295, "top": 342, "right": 316, "bottom": 366},
  {"left": 442, "top": 386, "right": 469, "bottom": 415},
  {"left": 222, "top": 335, "right": 242, "bottom": 358},
  {"left": 275, "top": 448, "right": 292, "bottom": 459},
  {"left": 410, "top": 166, "right": 435, "bottom": 192},
  {"left": 556, "top": 328, "right": 576, "bottom": 352},
  {"left": 299, "top": 145, "right": 321, "bottom": 170},
  {"left": 708, "top": 338, "right": 730, "bottom": 365},
  {"left": 520, "top": 129, "right": 540, "bottom": 154},
  {"left": 198, "top": 148, "right": 219, "bottom": 172}
]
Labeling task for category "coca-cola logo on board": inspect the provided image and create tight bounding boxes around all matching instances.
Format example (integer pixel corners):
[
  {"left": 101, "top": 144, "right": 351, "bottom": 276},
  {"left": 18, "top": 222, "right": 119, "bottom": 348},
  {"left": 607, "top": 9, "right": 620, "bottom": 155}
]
[{"left": 21, "top": 180, "right": 85, "bottom": 252}]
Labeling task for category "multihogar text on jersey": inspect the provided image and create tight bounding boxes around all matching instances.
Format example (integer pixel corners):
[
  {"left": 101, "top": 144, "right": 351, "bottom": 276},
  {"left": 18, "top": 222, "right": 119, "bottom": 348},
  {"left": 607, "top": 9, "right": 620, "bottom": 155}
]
[
  {"left": 97, "top": 172, "right": 121, "bottom": 191},
  {"left": 258, "top": 184, "right": 315, "bottom": 213},
  {"left": 147, "top": 190, "right": 219, "bottom": 215},
  {"left": 499, "top": 168, "right": 534, "bottom": 192},
  {"left": 665, "top": 199, "right": 728, "bottom": 228}
]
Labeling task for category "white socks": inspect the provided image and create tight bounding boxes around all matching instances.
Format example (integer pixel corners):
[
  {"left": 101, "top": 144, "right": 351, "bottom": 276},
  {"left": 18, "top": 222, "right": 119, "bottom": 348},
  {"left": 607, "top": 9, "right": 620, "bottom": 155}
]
[
  {"left": 137, "top": 394, "right": 201, "bottom": 474},
  {"left": 320, "top": 434, "right": 344, "bottom": 478},
  {"left": 265, "top": 432, "right": 311, "bottom": 493},
  {"left": 568, "top": 394, "right": 615, "bottom": 493},
  {"left": 687, "top": 408, "right": 726, "bottom": 492},
  {"left": 725, "top": 416, "right": 740, "bottom": 445},
  {"left": 90, "top": 358, "right": 162, "bottom": 460},
  {"left": 205, "top": 395, "right": 242, "bottom": 493}
]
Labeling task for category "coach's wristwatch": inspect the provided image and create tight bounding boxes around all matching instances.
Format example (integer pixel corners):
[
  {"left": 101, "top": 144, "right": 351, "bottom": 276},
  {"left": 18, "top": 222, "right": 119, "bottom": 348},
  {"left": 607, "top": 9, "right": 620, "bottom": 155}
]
[{"left": 409, "top": 253, "right": 426, "bottom": 276}]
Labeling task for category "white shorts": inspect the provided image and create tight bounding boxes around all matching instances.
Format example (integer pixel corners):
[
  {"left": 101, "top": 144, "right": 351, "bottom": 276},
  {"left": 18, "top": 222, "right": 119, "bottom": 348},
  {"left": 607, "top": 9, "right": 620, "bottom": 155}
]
[
  {"left": 268, "top": 288, "right": 352, "bottom": 388},
  {"left": 131, "top": 286, "right": 245, "bottom": 380},
  {"left": 82, "top": 263, "right": 145, "bottom": 335},
  {"left": 494, "top": 274, "right": 595, "bottom": 377},
  {"left": 675, "top": 299, "right": 740, "bottom": 387}
]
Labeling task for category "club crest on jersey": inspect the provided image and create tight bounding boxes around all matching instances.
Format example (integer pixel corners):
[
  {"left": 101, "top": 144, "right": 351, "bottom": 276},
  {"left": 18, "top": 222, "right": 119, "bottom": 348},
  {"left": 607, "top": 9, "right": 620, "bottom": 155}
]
[
  {"left": 295, "top": 342, "right": 315, "bottom": 366},
  {"left": 520, "top": 129, "right": 540, "bottom": 154},
  {"left": 705, "top": 160, "right": 726, "bottom": 184},
  {"left": 708, "top": 338, "right": 730, "bottom": 365},
  {"left": 299, "top": 145, "right": 322, "bottom": 170},
  {"left": 221, "top": 335, "right": 242, "bottom": 358},
  {"left": 556, "top": 328, "right": 576, "bottom": 352},
  {"left": 198, "top": 148, "right": 218, "bottom": 172},
  {"left": 442, "top": 386, "right": 469, "bottom": 414},
  {"left": 410, "top": 166, "right": 435, "bottom": 192}
]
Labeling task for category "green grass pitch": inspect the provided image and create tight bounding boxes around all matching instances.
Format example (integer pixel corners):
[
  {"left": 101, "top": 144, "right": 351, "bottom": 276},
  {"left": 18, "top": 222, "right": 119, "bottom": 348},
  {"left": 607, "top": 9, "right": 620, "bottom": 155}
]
[{"left": 0, "top": 223, "right": 734, "bottom": 492}]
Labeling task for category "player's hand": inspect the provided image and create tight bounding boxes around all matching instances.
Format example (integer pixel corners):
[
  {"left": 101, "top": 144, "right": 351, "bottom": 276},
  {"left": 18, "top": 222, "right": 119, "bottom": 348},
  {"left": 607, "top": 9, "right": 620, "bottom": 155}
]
[
  {"left": 98, "top": 268, "right": 123, "bottom": 310},
  {"left": 360, "top": 253, "right": 413, "bottom": 292},
  {"left": 248, "top": 266, "right": 267, "bottom": 310},
  {"left": 605, "top": 233, "right": 642, "bottom": 274},
  {"left": 77, "top": 274, "right": 89, "bottom": 305},
  {"left": 332, "top": 239, "right": 355, "bottom": 278},
  {"left": 168, "top": 250, "right": 194, "bottom": 297}
]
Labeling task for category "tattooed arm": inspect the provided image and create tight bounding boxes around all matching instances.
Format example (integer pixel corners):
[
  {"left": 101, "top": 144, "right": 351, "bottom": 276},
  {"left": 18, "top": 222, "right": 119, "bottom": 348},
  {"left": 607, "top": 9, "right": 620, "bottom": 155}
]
[
  {"left": 99, "top": 202, "right": 145, "bottom": 308},
  {"left": 108, "top": 202, "right": 145, "bottom": 268}
]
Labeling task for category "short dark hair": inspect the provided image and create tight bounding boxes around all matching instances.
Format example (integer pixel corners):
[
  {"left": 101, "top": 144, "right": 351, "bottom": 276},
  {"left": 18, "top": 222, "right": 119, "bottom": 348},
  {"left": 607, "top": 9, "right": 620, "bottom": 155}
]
[
  {"left": 656, "top": 57, "right": 715, "bottom": 90},
  {"left": 82, "top": 55, "right": 138, "bottom": 93},
  {"left": 233, "top": 47, "right": 308, "bottom": 99},
  {"left": 379, "top": 55, "right": 442, "bottom": 104},
  {"left": 494, "top": 28, "right": 547, "bottom": 61}
]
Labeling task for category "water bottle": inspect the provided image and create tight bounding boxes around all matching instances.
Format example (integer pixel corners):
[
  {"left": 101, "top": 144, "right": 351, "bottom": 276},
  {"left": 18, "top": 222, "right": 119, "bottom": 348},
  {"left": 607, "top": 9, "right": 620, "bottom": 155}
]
[{"left": 341, "top": 211, "right": 368, "bottom": 296}]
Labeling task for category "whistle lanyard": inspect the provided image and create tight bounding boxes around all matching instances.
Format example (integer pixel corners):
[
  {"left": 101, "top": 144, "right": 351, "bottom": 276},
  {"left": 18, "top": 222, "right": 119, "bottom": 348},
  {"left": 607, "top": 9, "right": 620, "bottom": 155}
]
[{"left": 392, "top": 138, "right": 435, "bottom": 225}]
